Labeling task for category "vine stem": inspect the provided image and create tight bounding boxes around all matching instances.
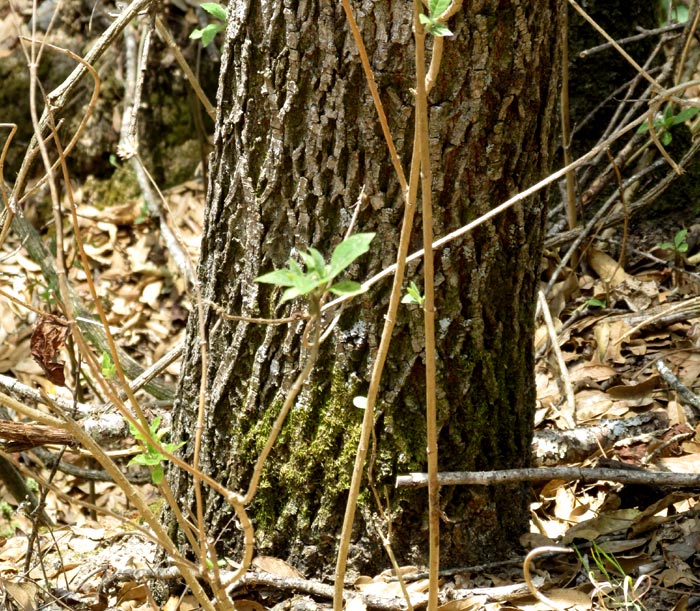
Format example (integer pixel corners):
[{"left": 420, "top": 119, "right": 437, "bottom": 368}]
[
  {"left": 412, "top": 9, "right": 439, "bottom": 611},
  {"left": 331, "top": 0, "right": 418, "bottom": 607}
]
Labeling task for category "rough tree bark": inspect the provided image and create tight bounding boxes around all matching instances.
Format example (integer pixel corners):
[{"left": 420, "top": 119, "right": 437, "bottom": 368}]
[{"left": 168, "top": 0, "right": 562, "bottom": 576}]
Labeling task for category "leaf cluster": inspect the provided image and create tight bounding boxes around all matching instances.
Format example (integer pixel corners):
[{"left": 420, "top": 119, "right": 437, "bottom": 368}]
[
  {"left": 637, "top": 106, "right": 700, "bottom": 146},
  {"left": 100, "top": 351, "right": 117, "bottom": 380},
  {"left": 255, "top": 233, "right": 375, "bottom": 303},
  {"left": 401, "top": 281, "right": 425, "bottom": 306},
  {"left": 190, "top": 3, "right": 227, "bottom": 48},
  {"left": 128, "top": 416, "right": 186, "bottom": 484},
  {"left": 419, "top": 0, "right": 453, "bottom": 37},
  {"left": 657, "top": 228, "right": 688, "bottom": 254}
]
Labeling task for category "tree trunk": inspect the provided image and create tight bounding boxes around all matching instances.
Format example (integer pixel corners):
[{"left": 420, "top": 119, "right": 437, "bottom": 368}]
[{"left": 168, "top": 0, "right": 562, "bottom": 577}]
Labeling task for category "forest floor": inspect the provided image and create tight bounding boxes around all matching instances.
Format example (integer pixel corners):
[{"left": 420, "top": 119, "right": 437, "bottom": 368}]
[
  {"left": 2, "top": 1, "right": 700, "bottom": 609},
  {"left": 1, "top": 177, "right": 700, "bottom": 611}
]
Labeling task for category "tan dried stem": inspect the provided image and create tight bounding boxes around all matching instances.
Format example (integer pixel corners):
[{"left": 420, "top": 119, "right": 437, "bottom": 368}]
[
  {"left": 46, "top": 396, "right": 222, "bottom": 611},
  {"left": 339, "top": 0, "right": 407, "bottom": 192},
  {"left": 324, "top": 107, "right": 654, "bottom": 315},
  {"left": 424, "top": 0, "right": 462, "bottom": 94},
  {"left": 412, "top": 10, "right": 440, "bottom": 611},
  {"left": 560, "top": 8, "right": 577, "bottom": 232},
  {"left": 14, "top": 20, "right": 240, "bottom": 606},
  {"left": 333, "top": 1, "right": 424, "bottom": 607},
  {"left": 523, "top": 546, "right": 574, "bottom": 611},
  {"left": 154, "top": 16, "right": 216, "bottom": 120},
  {"left": 567, "top": 0, "right": 660, "bottom": 90},
  {"left": 120, "top": 18, "right": 211, "bottom": 573},
  {"left": 0, "top": 123, "right": 17, "bottom": 250}
]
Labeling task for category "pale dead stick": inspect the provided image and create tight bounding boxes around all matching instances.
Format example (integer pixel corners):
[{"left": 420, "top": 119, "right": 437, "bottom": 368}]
[
  {"left": 613, "top": 296, "right": 700, "bottom": 345},
  {"left": 537, "top": 290, "right": 576, "bottom": 429}
]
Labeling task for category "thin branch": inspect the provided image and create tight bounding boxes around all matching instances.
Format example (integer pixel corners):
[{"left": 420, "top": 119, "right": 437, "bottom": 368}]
[
  {"left": 413, "top": 10, "right": 439, "bottom": 611},
  {"left": 656, "top": 358, "right": 700, "bottom": 422},
  {"left": 579, "top": 23, "right": 684, "bottom": 58},
  {"left": 396, "top": 466, "right": 700, "bottom": 489},
  {"left": 537, "top": 291, "right": 576, "bottom": 428}
]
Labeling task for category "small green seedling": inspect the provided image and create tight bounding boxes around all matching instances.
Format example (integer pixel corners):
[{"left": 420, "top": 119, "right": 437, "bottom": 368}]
[
  {"left": 29, "top": 277, "right": 57, "bottom": 306},
  {"left": 658, "top": 227, "right": 689, "bottom": 256},
  {"left": 101, "top": 351, "right": 117, "bottom": 380},
  {"left": 255, "top": 233, "right": 375, "bottom": 303},
  {"left": 190, "top": 2, "right": 227, "bottom": 47},
  {"left": 660, "top": 0, "right": 689, "bottom": 24},
  {"left": 401, "top": 281, "right": 425, "bottom": 306},
  {"left": 205, "top": 556, "right": 227, "bottom": 570},
  {"left": 576, "top": 542, "right": 648, "bottom": 611},
  {"left": 419, "top": 0, "right": 453, "bottom": 37},
  {"left": 584, "top": 297, "right": 606, "bottom": 309},
  {"left": 129, "top": 416, "right": 186, "bottom": 485},
  {"left": 637, "top": 106, "right": 700, "bottom": 146}
]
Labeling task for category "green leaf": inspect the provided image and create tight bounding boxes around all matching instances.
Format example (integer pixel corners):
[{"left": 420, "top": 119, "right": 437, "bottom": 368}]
[
  {"left": 201, "top": 2, "right": 227, "bottom": 21},
  {"left": 657, "top": 241, "right": 674, "bottom": 250},
  {"left": 200, "top": 23, "right": 223, "bottom": 47},
  {"left": 328, "top": 233, "right": 375, "bottom": 280},
  {"left": 291, "top": 273, "right": 325, "bottom": 295},
  {"left": 670, "top": 107, "right": 700, "bottom": 126},
  {"left": 281, "top": 276, "right": 327, "bottom": 302},
  {"left": 129, "top": 454, "right": 163, "bottom": 467},
  {"left": 255, "top": 268, "right": 299, "bottom": 287},
  {"left": 151, "top": 464, "right": 165, "bottom": 485},
  {"left": 661, "top": 131, "right": 672, "bottom": 146},
  {"left": 164, "top": 440, "right": 187, "bottom": 453},
  {"left": 585, "top": 297, "right": 606, "bottom": 308},
  {"left": 298, "top": 248, "right": 328, "bottom": 280},
  {"left": 675, "top": 6, "right": 690, "bottom": 23},
  {"left": 674, "top": 228, "right": 688, "bottom": 247},
  {"left": 419, "top": 13, "right": 432, "bottom": 26},
  {"left": 190, "top": 28, "right": 203, "bottom": 41},
  {"left": 328, "top": 280, "right": 366, "bottom": 297},
  {"left": 636, "top": 121, "right": 650, "bottom": 134},
  {"left": 402, "top": 281, "right": 425, "bottom": 305},
  {"left": 427, "top": 22, "right": 452, "bottom": 37},
  {"left": 101, "top": 352, "right": 116, "bottom": 380},
  {"left": 308, "top": 248, "right": 328, "bottom": 277},
  {"left": 297, "top": 250, "right": 315, "bottom": 269},
  {"left": 150, "top": 415, "right": 162, "bottom": 432},
  {"left": 280, "top": 287, "right": 303, "bottom": 303},
  {"left": 429, "top": 0, "right": 451, "bottom": 19}
]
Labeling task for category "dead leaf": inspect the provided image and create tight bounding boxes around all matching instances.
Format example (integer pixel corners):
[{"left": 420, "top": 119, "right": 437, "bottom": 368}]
[
  {"left": 657, "top": 454, "right": 700, "bottom": 473},
  {"left": 30, "top": 315, "right": 70, "bottom": 386},
  {"left": 1, "top": 578, "right": 41, "bottom": 611},
  {"left": 235, "top": 600, "right": 269, "bottom": 611},
  {"left": 606, "top": 375, "right": 659, "bottom": 399},
  {"left": 589, "top": 248, "right": 629, "bottom": 287},
  {"left": 437, "top": 596, "right": 488, "bottom": 611},
  {"left": 562, "top": 509, "right": 639, "bottom": 543},
  {"left": 117, "top": 582, "right": 149, "bottom": 604},
  {"left": 252, "top": 555, "right": 304, "bottom": 578},
  {"left": 345, "top": 596, "right": 367, "bottom": 611},
  {"left": 539, "top": 587, "right": 592, "bottom": 610}
]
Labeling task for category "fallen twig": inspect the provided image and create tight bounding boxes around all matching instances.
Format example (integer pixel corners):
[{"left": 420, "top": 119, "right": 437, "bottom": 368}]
[
  {"left": 396, "top": 466, "right": 700, "bottom": 489},
  {"left": 531, "top": 411, "right": 669, "bottom": 466},
  {"left": 656, "top": 358, "right": 700, "bottom": 422}
]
